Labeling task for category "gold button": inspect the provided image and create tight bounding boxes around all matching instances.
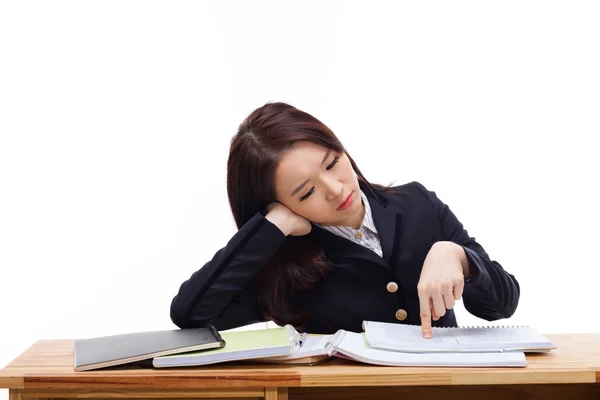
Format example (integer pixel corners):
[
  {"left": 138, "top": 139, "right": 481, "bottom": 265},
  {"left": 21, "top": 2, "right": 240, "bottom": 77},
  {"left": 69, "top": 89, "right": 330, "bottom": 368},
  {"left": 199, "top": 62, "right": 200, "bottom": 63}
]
[
  {"left": 355, "top": 231, "right": 363, "bottom": 239},
  {"left": 386, "top": 282, "right": 398, "bottom": 293},
  {"left": 369, "top": 247, "right": 374, "bottom": 251},
  {"left": 395, "top": 309, "right": 407, "bottom": 321}
]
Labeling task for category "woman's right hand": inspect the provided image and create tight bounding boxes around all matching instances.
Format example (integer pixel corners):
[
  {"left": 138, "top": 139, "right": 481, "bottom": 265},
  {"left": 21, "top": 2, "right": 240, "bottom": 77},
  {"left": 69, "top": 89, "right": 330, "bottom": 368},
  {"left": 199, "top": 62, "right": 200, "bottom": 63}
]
[{"left": 264, "top": 202, "right": 312, "bottom": 237}]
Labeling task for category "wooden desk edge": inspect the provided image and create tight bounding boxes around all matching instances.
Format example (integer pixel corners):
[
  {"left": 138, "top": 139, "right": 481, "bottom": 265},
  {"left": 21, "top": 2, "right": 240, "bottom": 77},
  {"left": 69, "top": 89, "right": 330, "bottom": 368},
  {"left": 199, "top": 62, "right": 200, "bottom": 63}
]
[
  {"left": 1, "top": 369, "right": 598, "bottom": 390},
  {"left": 0, "top": 377, "right": 23, "bottom": 389}
]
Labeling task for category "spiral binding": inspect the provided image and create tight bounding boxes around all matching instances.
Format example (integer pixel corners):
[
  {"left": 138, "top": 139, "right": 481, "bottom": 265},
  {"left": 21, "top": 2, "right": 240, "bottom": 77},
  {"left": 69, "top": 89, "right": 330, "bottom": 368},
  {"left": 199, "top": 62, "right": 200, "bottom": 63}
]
[
  {"left": 418, "top": 324, "right": 532, "bottom": 330},
  {"left": 374, "top": 322, "right": 531, "bottom": 330},
  {"left": 456, "top": 325, "right": 530, "bottom": 329}
]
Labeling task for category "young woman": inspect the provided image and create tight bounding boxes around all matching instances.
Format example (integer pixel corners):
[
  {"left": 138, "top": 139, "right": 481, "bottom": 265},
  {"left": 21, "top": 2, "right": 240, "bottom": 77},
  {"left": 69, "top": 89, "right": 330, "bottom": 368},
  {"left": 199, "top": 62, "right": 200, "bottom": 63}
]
[{"left": 169, "top": 102, "right": 519, "bottom": 338}]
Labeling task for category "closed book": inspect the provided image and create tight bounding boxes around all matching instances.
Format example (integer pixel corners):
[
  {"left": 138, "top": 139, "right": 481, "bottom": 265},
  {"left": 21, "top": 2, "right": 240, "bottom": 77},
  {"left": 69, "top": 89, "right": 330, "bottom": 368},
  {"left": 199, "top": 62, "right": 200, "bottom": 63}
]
[{"left": 74, "top": 326, "right": 224, "bottom": 371}]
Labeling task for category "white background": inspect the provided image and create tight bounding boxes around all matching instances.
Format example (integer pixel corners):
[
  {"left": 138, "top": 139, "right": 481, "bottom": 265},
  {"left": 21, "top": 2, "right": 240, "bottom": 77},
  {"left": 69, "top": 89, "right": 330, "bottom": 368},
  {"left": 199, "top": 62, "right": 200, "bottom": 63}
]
[{"left": 1, "top": 1, "right": 599, "bottom": 398}]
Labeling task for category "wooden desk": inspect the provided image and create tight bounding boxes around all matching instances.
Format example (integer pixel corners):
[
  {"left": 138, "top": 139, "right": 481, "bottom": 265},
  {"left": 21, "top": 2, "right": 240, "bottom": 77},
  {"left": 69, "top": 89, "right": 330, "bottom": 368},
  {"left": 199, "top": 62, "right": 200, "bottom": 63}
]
[{"left": 1, "top": 334, "right": 599, "bottom": 400}]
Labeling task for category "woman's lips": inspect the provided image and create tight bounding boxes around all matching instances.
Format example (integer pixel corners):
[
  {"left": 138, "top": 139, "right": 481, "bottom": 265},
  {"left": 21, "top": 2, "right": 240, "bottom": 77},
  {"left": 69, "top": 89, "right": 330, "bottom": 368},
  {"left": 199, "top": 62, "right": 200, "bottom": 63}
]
[{"left": 337, "top": 192, "right": 353, "bottom": 210}]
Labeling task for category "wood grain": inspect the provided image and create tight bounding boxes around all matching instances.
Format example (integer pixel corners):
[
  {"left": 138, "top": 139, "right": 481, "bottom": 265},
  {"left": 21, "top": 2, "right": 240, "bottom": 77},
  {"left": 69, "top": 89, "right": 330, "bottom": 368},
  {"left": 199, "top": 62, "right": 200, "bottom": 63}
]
[
  {"left": 289, "top": 384, "right": 600, "bottom": 400},
  {"left": 275, "top": 388, "right": 287, "bottom": 400},
  {"left": 264, "top": 387, "right": 287, "bottom": 400},
  {"left": 8, "top": 389, "right": 22, "bottom": 400},
  {"left": 20, "top": 388, "right": 265, "bottom": 398}
]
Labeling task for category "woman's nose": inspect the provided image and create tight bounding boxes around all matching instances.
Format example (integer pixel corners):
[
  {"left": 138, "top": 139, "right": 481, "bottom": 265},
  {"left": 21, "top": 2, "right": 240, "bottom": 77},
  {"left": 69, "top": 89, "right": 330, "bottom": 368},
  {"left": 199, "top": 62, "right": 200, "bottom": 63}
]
[{"left": 324, "top": 179, "right": 343, "bottom": 201}]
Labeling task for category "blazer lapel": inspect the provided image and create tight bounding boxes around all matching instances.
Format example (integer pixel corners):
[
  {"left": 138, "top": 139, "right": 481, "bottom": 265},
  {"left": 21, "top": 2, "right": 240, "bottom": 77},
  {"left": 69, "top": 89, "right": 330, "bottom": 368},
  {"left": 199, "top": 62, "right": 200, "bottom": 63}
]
[
  {"left": 362, "top": 181, "right": 404, "bottom": 265},
  {"left": 368, "top": 193, "right": 403, "bottom": 265}
]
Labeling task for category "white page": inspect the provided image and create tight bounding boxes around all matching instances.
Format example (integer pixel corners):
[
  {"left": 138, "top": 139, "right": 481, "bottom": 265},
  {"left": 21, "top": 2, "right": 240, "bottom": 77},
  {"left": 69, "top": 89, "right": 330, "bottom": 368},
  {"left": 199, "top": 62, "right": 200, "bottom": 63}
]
[
  {"left": 364, "top": 321, "right": 556, "bottom": 352},
  {"left": 450, "top": 327, "right": 552, "bottom": 346},
  {"left": 333, "top": 331, "right": 526, "bottom": 367},
  {"left": 364, "top": 321, "right": 459, "bottom": 351},
  {"left": 382, "top": 324, "right": 458, "bottom": 345}
]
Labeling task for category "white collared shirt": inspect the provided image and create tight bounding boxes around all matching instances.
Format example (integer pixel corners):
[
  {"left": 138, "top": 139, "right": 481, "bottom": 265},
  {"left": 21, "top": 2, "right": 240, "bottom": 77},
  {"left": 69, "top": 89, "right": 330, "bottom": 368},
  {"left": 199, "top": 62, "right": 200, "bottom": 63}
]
[{"left": 313, "top": 190, "right": 383, "bottom": 258}]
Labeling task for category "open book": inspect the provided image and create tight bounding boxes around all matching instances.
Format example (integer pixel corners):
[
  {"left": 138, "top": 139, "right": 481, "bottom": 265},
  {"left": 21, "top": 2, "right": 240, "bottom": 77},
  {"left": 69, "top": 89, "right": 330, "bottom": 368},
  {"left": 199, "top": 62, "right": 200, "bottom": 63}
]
[
  {"left": 265, "top": 330, "right": 527, "bottom": 367},
  {"left": 363, "top": 320, "right": 557, "bottom": 353}
]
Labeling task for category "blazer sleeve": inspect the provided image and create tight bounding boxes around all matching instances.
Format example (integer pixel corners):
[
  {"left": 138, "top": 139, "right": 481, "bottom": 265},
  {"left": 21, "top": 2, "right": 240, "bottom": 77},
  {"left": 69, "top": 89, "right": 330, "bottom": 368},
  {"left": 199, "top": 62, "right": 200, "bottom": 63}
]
[
  {"left": 169, "top": 212, "right": 287, "bottom": 330},
  {"left": 412, "top": 181, "right": 520, "bottom": 320}
]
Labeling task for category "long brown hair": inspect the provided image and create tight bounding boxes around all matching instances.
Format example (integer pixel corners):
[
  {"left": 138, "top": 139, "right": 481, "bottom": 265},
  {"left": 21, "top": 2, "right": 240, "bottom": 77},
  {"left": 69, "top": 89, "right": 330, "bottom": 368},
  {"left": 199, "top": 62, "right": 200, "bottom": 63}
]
[{"left": 227, "top": 101, "right": 397, "bottom": 328}]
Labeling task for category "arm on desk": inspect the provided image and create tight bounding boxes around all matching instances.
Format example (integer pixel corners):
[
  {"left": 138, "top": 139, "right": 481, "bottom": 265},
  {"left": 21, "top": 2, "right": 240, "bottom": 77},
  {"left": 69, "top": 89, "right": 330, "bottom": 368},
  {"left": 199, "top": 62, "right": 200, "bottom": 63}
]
[{"left": 170, "top": 212, "right": 287, "bottom": 330}]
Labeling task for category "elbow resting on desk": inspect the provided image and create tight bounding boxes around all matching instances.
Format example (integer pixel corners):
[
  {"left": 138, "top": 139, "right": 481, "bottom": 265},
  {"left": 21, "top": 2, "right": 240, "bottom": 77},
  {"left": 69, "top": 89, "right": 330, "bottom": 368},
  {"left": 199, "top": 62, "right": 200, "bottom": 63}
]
[
  {"left": 170, "top": 296, "right": 193, "bottom": 329},
  {"left": 461, "top": 246, "right": 521, "bottom": 321},
  {"left": 463, "top": 276, "right": 521, "bottom": 321}
]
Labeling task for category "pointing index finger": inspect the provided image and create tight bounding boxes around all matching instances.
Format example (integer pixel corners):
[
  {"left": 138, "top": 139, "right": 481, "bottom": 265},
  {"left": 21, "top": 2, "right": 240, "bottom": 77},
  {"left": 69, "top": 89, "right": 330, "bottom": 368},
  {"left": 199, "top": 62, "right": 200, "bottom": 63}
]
[{"left": 420, "top": 296, "right": 433, "bottom": 339}]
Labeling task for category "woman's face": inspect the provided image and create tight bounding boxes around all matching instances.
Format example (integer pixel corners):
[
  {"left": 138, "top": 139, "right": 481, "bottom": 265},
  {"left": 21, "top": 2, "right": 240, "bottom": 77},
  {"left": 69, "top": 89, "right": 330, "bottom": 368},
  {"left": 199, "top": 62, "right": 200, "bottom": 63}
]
[{"left": 273, "top": 141, "right": 364, "bottom": 228}]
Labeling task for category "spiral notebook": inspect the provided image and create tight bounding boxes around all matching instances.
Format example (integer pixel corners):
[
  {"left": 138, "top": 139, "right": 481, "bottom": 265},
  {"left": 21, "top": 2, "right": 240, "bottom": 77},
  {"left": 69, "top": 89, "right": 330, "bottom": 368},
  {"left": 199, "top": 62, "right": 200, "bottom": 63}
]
[{"left": 362, "top": 320, "right": 556, "bottom": 353}]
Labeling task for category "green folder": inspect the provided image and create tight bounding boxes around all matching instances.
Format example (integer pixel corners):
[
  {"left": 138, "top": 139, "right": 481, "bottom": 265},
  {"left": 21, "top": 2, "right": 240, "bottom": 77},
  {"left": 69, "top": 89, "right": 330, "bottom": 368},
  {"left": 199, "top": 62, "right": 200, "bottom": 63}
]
[{"left": 152, "top": 325, "right": 299, "bottom": 368}]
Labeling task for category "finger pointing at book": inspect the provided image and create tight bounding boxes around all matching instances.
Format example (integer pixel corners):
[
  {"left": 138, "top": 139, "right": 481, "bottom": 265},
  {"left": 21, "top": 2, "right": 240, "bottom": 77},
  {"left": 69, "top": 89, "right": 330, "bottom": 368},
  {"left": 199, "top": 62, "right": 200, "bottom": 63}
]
[{"left": 417, "top": 241, "right": 468, "bottom": 338}]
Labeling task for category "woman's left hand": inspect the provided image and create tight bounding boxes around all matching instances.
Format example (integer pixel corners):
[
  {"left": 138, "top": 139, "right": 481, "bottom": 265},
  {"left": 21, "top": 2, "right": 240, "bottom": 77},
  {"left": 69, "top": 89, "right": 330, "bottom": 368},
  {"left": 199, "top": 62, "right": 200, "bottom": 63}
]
[{"left": 417, "top": 241, "right": 467, "bottom": 339}]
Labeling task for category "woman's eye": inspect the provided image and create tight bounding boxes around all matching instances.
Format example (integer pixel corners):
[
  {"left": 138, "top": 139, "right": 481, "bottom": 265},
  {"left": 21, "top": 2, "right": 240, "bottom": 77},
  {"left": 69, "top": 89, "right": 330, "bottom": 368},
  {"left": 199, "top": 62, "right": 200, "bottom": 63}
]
[
  {"left": 326, "top": 155, "right": 340, "bottom": 170},
  {"left": 300, "top": 187, "right": 314, "bottom": 201},
  {"left": 299, "top": 155, "right": 340, "bottom": 202}
]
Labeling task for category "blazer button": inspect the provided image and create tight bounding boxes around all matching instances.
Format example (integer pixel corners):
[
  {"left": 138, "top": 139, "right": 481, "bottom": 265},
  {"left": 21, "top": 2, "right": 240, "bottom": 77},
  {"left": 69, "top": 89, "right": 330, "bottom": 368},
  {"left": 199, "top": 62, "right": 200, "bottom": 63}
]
[
  {"left": 395, "top": 309, "right": 408, "bottom": 321},
  {"left": 386, "top": 282, "right": 398, "bottom": 293},
  {"left": 355, "top": 231, "right": 363, "bottom": 239}
]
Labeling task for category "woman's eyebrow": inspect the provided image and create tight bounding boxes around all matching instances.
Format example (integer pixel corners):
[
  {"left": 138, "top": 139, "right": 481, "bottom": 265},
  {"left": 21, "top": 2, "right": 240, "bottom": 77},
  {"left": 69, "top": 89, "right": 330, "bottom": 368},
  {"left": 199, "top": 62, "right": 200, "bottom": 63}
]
[
  {"left": 290, "top": 149, "right": 331, "bottom": 196},
  {"left": 320, "top": 149, "right": 331, "bottom": 165},
  {"left": 291, "top": 179, "right": 309, "bottom": 196}
]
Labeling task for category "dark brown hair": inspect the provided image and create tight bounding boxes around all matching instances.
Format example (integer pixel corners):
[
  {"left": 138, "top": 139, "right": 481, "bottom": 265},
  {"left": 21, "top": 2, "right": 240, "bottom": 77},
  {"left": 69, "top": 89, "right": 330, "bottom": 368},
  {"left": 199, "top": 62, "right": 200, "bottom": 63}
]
[{"left": 227, "top": 101, "right": 397, "bottom": 328}]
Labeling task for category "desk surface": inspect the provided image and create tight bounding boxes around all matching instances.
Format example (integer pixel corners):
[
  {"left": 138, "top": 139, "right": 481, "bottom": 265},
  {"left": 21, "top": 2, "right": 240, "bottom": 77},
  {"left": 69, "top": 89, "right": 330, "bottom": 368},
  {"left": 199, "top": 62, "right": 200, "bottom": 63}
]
[{"left": 1, "top": 334, "right": 599, "bottom": 390}]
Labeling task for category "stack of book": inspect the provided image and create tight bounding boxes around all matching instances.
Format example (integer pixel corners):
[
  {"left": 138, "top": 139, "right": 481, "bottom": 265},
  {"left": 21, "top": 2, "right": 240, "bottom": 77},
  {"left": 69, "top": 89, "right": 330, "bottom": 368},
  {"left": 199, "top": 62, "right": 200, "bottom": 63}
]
[{"left": 74, "top": 321, "right": 557, "bottom": 371}]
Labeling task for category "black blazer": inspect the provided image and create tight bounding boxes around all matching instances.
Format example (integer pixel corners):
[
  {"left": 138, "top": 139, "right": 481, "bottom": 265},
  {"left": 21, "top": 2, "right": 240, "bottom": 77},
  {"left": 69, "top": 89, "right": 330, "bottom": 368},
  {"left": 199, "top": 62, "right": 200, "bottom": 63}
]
[{"left": 169, "top": 180, "right": 519, "bottom": 334}]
